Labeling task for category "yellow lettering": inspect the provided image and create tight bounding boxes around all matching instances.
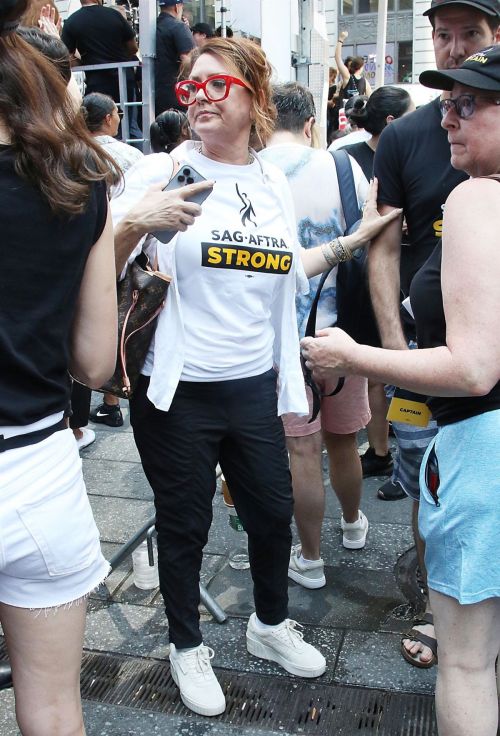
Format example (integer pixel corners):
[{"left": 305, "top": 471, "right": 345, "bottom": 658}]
[
  {"left": 265, "top": 253, "right": 280, "bottom": 270},
  {"left": 433, "top": 218, "right": 443, "bottom": 237},
  {"left": 236, "top": 250, "right": 250, "bottom": 267},
  {"left": 251, "top": 252, "right": 266, "bottom": 269},
  {"left": 207, "top": 247, "right": 222, "bottom": 264},
  {"left": 223, "top": 248, "right": 238, "bottom": 265},
  {"left": 280, "top": 254, "right": 291, "bottom": 271}
]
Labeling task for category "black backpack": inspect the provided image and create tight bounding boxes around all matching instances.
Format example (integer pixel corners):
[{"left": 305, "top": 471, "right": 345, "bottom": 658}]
[{"left": 331, "top": 149, "right": 380, "bottom": 346}]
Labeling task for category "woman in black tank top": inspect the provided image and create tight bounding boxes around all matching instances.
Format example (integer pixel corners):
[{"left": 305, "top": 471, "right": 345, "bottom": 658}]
[
  {"left": 302, "top": 48, "right": 500, "bottom": 736},
  {"left": 335, "top": 30, "right": 372, "bottom": 103},
  {"left": 0, "top": 2, "right": 117, "bottom": 732}
]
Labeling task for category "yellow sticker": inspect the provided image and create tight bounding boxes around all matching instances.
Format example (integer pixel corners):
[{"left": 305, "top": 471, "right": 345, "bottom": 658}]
[{"left": 386, "top": 397, "right": 432, "bottom": 427}]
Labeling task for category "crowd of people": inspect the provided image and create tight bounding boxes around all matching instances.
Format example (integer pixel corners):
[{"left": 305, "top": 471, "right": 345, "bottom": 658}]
[{"left": 0, "top": 0, "right": 499, "bottom": 734}]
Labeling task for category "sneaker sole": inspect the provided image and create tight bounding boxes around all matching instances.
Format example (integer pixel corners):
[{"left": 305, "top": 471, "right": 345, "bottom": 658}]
[
  {"left": 169, "top": 662, "right": 226, "bottom": 717},
  {"left": 288, "top": 568, "right": 326, "bottom": 589},
  {"left": 89, "top": 415, "right": 124, "bottom": 427},
  {"left": 342, "top": 521, "right": 369, "bottom": 550},
  {"left": 246, "top": 632, "right": 326, "bottom": 678}
]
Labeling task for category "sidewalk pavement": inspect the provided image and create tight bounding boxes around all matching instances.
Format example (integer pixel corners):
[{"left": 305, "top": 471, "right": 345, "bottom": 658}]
[{"left": 0, "top": 396, "right": 436, "bottom": 735}]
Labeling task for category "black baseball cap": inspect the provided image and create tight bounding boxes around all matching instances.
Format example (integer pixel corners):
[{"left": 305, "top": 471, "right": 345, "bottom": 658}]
[
  {"left": 420, "top": 45, "right": 500, "bottom": 90},
  {"left": 191, "top": 22, "right": 214, "bottom": 37},
  {"left": 423, "top": 0, "right": 500, "bottom": 17}
]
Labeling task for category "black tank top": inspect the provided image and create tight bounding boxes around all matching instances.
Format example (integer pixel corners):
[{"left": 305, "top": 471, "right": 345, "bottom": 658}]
[
  {"left": 0, "top": 146, "right": 107, "bottom": 425},
  {"left": 410, "top": 184, "right": 500, "bottom": 426},
  {"left": 342, "top": 75, "right": 366, "bottom": 99}
]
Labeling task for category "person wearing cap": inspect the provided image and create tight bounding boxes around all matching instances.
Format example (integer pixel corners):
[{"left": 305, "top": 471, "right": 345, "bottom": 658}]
[
  {"left": 302, "top": 44, "right": 500, "bottom": 736},
  {"left": 191, "top": 21, "right": 214, "bottom": 47},
  {"left": 155, "top": 0, "right": 194, "bottom": 115},
  {"left": 366, "top": 0, "right": 499, "bottom": 667}
]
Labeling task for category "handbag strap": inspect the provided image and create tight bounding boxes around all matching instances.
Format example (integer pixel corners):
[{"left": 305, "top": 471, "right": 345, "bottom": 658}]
[
  {"left": 300, "top": 152, "right": 359, "bottom": 422},
  {"left": 330, "top": 149, "right": 361, "bottom": 232},
  {"left": 302, "top": 267, "right": 345, "bottom": 424}
]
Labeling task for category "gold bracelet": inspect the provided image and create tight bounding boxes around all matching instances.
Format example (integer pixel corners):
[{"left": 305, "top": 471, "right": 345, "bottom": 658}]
[
  {"left": 321, "top": 242, "right": 336, "bottom": 267},
  {"left": 331, "top": 237, "right": 353, "bottom": 262}
]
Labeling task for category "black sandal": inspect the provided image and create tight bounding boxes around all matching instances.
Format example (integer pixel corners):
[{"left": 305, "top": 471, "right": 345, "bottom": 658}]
[{"left": 401, "top": 612, "right": 438, "bottom": 669}]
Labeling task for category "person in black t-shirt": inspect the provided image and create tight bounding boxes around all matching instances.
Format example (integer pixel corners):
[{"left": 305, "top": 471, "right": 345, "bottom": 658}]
[
  {"left": 155, "top": 0, "right": 195, "bottom": 114},
  {"left": 339, "top": 86, "right": 414, "bottom": 485},
  {"left": 0, "top": 0, "right": 117, "bottom": 731},
  {"left": 61, "top": 0, "right": 138, "bottom": 102},
  {"left": 368, "top": 0, "right": 499, "bottom": 669},
  {"left": 302, "top": 45, "right": 500, "bottom": 736}
]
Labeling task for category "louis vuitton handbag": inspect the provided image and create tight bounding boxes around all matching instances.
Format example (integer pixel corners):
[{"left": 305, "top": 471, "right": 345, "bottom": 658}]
[{"left": 99, "top": 251, "right": 171, "bottom": 399}]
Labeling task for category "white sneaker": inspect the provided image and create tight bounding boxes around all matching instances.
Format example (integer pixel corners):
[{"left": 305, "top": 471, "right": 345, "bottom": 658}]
[
  {"left": 246, "top": 613, "right": 326, "bottom": 678},
  {"left": 288, "top": 545, "right": 326, "bottom": 589},
  {"left": 341, "top": 510, "right": 369, "bottom": 549},
  {"left": 169, "top": 643, "right": 226, "bottom": 717},
  {"left": 76, "top": 427, "right": 95, "bottom": 451}
]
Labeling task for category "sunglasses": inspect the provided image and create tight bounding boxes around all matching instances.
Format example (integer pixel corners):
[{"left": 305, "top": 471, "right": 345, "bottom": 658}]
[
  {"left": 175, "top": 74, "right": 251, "bottom": 107},
  {"left": 439, "top": 93, "right": 500, "bottom": 120}
]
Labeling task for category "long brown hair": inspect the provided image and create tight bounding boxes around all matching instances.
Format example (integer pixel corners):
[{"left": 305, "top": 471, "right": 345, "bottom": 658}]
[
  {"left": 0, "top": 0, "right": 116, "bottom": 215},
  {"left": 181, "top": 37, "right": 277, "bottom": 150}
]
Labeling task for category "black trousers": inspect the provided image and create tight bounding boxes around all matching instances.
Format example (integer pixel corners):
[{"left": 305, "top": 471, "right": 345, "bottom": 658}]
[{"left": 129, "top": 370, "right": 293, "bottom": 648}]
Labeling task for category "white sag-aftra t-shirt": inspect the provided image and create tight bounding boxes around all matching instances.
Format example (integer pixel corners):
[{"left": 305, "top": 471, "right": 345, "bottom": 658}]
[{"left": 150, "top": 147, "right": 298, "bottom": 382}]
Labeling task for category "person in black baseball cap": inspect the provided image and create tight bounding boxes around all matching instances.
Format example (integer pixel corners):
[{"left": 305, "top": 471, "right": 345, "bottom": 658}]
[
  {"left": 366, "top": 0, "right": 500, "bottom": 680},
  {"left": 191, "top": 21, "right": 214, "bottom": 47},
  {"left": 420, "top": 45, "right": 500, "bottom": 176},
  {"left": 305, "top": 38, "right": 500, "bottom": 736},
  {"left": 423, "top": 0, "right": 500, "bottom": 18}
]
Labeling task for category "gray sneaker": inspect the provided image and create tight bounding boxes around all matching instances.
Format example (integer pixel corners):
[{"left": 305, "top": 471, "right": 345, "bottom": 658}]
[
  {"left": 288, "top": 545, "right": 326, "bottom": 589},
  {"left": 341, "top": 511, "right": 369, "bottom": 549}
]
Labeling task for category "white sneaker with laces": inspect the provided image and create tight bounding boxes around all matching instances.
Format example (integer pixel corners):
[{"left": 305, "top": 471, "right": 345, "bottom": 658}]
[
  {"left": 169, "top": 643, "right": 226, "bottom": 717},
  {"left": 246, "top": 613, "right": 326, "bottom": 678},
  {"left": 341, "top": 510, "right": 369, "bottom": 549},
  {"left": 288, "top": 545, "right": 326, "bottom": 589}
]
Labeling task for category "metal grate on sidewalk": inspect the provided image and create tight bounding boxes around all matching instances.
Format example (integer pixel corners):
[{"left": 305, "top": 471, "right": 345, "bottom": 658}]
[{"left": 79, "top": 649, "right": 438, "bottom": 735}]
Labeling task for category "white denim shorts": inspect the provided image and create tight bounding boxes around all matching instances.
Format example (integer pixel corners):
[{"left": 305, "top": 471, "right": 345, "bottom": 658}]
[{"left": 0, "top": 426, "right": 109, "bottom": 609}]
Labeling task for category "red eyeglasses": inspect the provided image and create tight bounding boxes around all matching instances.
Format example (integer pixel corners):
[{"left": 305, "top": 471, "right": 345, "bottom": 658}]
[{"left": 175, "top": 74, "right": 251, "bottom": 107}]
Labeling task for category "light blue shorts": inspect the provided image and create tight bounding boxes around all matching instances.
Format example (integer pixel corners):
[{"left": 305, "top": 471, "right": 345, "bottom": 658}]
[{"left": 418, "top": 409, "right": 500, "bottom": 604}]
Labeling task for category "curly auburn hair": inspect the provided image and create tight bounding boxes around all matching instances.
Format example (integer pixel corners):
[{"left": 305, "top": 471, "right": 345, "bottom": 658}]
[{"left": 180, "top": 37, "right": 277, "bottom": 150}]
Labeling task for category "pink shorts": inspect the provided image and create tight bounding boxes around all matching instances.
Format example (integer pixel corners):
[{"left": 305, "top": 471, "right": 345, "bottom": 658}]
[{"left": 282, "top": 375, "right": 371, "bottom": 437}]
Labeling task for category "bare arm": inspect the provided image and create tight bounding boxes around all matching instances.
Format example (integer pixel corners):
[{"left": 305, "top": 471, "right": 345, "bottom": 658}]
[
  {"left": 70, "top": 207, "right": 118, "bottom": 388},
  {"left": 334, "top": 31, "right": 350, "bottom": 87},
  {"left": 302, "top": 179, "right": 500, "bottom": 397},
  {"left": 301, "top": 178, "right": 402, "bottom": 278},
  {"left": 364, "top": 79, "right": 373, "bottom": 96},
  {"left": 114, "top": 180, "right": 213, "bottom": 275},
  {"left": 368, "top": 204, "right": 406, "bottom": 349}
]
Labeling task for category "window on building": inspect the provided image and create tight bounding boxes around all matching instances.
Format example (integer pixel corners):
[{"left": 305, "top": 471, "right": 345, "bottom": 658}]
[
  {"left": 398, "top": 40, "right": 413, "bottom": 82},
  {"left": 342, "top": 0, "right": 354, "bottom": 15},
  {"left": 357, "top": 0, "right": 396, "bottom": 12},
  {"left": 398, "top": 0, "right": 413, "bottom": 8},
  {"left": 182, "top": 0, "right": 216, "bottom": 26}
]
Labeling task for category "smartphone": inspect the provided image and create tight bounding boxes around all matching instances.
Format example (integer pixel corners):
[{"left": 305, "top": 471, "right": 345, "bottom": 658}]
[{"left": 151, "top": 163, "right": 212, "bottom": 244}]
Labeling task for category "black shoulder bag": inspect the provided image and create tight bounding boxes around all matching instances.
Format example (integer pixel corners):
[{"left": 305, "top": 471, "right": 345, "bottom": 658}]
[{"left": 331, "top": 149, "right": 379, "bottom": 346}]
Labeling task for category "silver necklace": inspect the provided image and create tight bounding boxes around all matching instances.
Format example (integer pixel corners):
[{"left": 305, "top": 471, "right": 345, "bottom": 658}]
[{"left": 196, "top": 142, "right": 254, "bottom": 165}]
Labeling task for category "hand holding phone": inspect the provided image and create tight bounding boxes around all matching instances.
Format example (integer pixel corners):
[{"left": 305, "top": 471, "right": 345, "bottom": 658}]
[{"left": 151, "top": 164, "right": 213, "bottom": 243}]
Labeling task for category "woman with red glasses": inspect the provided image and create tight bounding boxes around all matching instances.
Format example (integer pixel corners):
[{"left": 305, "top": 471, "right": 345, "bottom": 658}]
[
  {"left": 114, "top": 36, "right": 399, "bottom": 719},
  {"left": 302, "top": 45, "right": 500, "bottom": 736}
]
